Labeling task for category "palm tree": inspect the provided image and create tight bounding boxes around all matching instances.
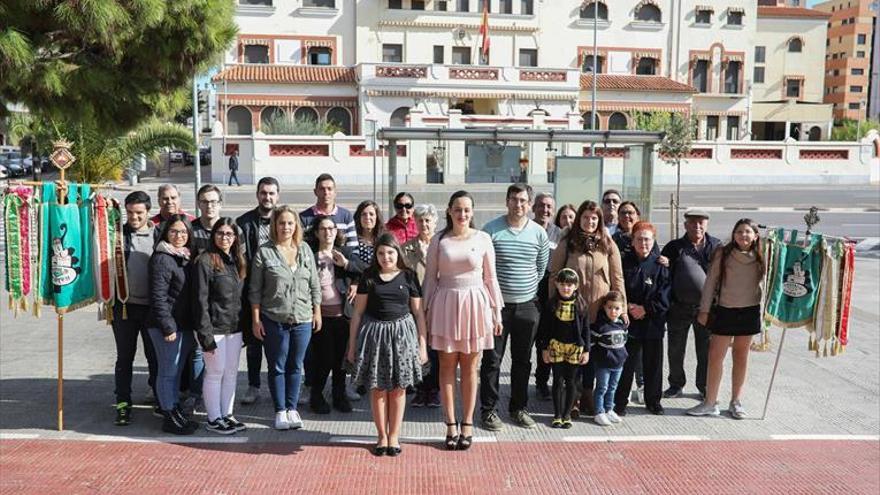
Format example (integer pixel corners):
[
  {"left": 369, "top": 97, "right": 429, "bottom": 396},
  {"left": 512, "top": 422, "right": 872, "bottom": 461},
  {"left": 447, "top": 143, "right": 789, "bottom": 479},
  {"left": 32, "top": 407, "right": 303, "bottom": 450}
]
[{"left": 11, "top": 114, "right": 194, "bottom": 183}]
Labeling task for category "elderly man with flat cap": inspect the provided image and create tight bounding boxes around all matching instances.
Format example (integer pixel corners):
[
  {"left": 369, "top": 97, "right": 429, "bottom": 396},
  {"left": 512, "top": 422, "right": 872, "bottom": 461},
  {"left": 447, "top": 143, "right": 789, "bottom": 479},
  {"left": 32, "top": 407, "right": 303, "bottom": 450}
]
[{"left": 660, "top": 209, "right": 721, "bottom": 400}]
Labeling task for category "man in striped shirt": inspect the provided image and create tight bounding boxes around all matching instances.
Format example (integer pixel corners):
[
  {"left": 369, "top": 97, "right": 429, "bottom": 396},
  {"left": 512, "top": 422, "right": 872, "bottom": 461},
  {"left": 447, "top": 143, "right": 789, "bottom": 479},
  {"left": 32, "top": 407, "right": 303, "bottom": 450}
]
[
  {"left": 480, "top": 183, "right": 550, "bottom": 430},
  {"left": 299, "top": 173, "right": 357, "bottom": 247}
]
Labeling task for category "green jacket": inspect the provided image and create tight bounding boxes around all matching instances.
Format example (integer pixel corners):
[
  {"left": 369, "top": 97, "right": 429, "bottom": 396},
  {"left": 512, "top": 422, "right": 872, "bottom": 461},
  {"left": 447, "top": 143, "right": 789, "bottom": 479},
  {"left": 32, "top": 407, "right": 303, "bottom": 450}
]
[{"left": 249, "top": 241, "right": 320, "bottom": 325}]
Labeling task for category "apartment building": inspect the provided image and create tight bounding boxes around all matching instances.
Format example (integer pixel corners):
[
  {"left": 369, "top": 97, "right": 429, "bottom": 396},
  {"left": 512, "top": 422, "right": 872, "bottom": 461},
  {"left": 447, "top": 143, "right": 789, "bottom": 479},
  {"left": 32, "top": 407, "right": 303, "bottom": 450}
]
[
  {"left": 814, "top": 0, "right": 877, "bottom": 120},
  {"left": 752, "top": 1, "right": 834, "bottom": 140}
]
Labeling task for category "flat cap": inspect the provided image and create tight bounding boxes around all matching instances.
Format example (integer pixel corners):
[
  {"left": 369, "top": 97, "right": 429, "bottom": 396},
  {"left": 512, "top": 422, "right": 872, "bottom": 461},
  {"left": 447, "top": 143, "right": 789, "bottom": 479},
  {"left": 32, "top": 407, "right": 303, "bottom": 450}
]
[{"left": 684, "top": 208, "right": 710, "bottom": 219}]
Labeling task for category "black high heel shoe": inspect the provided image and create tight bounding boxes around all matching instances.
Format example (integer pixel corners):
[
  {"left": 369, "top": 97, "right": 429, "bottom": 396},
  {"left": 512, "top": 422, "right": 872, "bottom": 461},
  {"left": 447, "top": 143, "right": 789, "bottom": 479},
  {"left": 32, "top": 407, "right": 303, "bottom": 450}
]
[
  {"left": 457, "top": 422, "right": 473, "bottom": 451},
  {"left": 445, "top": 422, "right": 459, "bottom": 450},
  {"left": 373, "top": 444, "right": 387, "bottom": 456}
]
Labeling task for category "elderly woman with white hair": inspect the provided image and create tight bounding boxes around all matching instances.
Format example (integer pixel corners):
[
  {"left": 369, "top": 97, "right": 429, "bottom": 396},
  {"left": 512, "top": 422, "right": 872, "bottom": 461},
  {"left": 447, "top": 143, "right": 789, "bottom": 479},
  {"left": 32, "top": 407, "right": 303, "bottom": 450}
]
[{"left": 402, "top": 203, "right": 440, "bottom": 408}]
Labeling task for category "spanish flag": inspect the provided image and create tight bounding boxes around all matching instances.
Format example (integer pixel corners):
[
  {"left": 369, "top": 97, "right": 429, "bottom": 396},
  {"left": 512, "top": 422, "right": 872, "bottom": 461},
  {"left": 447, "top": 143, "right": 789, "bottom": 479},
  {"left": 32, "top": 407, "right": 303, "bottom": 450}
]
[{"left": 479, "top": 2, "right": 490, "bottom": 58}]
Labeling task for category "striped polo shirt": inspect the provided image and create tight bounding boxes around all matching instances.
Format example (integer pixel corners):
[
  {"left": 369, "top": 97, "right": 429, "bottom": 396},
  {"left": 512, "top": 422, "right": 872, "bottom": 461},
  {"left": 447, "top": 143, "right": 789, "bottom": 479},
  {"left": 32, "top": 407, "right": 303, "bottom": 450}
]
[
  {"left": 299, "top": 204, "right": 357, "bottom": 247},
  {"left": 483, "top": 216, "right": 550, "bottom": 304}
]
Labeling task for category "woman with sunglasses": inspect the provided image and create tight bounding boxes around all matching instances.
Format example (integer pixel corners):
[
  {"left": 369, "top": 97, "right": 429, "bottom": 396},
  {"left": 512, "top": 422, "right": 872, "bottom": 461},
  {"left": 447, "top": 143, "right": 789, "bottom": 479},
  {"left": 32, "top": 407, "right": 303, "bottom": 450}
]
[
  {"left": 386, "top": 192, "right": 418, "bottom": 245},
  {"left": 193, "top": 218, "right": 247, "bottom": 434}
]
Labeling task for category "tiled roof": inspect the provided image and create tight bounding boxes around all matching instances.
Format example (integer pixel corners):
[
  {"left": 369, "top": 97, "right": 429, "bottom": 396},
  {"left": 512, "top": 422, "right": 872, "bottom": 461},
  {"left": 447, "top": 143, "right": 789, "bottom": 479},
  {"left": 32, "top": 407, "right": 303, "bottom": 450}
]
[
  {"left": 756, "top": 7, "right": 832, "bottom": 19},
  {"left": 580, "top": 74, "right": 696, "bottom": 93},
  {"left": 212, "top": 65, "right": 356, "bottom": 84}
]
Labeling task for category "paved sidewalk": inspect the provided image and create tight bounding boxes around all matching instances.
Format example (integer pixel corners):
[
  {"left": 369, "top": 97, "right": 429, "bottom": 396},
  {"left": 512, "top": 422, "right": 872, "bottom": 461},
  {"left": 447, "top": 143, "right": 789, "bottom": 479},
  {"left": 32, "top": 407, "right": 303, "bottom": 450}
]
[{"left": 2, "top": 439, "right": 877, "bottom": 494}]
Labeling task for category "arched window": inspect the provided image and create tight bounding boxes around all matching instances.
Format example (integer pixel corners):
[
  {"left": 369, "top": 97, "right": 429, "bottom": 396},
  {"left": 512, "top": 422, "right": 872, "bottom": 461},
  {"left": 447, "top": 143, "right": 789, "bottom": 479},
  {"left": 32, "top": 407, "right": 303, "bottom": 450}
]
[
  {"left": 390, "top": 106, "right": 410, "bottom": 126},
  {"left": 808, "top": 126, "right": 822, "bottom": 141},
  {"left": 788, "top": 37, "right": 803, "bottom": 53},
  {"left": 582, "top": 112, "right": 600, "bottom": 130},
  {"left": 294, "top": 107, "right": 319, "bottom": 124},
  {"left": 226, "top": 106, "right": 253, "bottom": 135},
  {"left": 260, "top": 106, "right": 285, "bottom": 127},
  {"left": 635, "top": 3, "right": 662, "bottom": 23},
  {"left": 580, "top": 2, "right": 608, "bottom": 20},
  {"left": 608, "top": 112, "right": 629, "bottom": 130},
  {"left": 326, "top": 107, "right": 352, "bottom": 135}
]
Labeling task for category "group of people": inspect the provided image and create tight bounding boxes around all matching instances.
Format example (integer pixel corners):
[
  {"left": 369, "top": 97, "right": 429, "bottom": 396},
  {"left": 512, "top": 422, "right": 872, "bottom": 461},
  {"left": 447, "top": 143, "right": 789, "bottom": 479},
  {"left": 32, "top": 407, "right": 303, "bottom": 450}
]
[{"left": 110, "top": 176, "right": 766, "bottom": 455}]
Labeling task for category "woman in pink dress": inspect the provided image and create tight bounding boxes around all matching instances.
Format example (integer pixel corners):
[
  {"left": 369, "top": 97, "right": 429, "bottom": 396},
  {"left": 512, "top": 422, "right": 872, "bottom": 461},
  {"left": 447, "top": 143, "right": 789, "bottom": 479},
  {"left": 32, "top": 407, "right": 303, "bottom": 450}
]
[{"left": 423, "top": 190, "right": 503, "bottom": 451}]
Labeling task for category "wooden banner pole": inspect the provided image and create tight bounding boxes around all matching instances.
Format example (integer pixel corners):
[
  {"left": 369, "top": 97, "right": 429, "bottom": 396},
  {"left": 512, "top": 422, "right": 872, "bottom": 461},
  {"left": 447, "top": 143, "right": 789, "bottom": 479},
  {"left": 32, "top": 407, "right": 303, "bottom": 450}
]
[{"left": 57, "top": 314, "right": 64, "bottom": 431}]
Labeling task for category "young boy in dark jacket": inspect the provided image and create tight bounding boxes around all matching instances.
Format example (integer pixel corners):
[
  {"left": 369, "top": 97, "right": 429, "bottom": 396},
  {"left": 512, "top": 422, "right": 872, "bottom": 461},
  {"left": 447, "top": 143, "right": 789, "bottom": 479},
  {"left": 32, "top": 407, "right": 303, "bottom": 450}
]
[
  {"left": 590, "top": 291, "right": 629, "bottom": 427},
  {"left": 538, "top": 268, "right": 590, "bottom": 429}
]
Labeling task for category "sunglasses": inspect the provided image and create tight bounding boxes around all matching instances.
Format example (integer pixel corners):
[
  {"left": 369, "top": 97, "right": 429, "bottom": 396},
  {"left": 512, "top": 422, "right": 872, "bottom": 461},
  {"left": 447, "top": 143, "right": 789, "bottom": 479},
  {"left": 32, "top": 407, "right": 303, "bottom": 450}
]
[
  {"left": 394, "top": 203, "right": 414, "bottom": 210},
  {"left": 603, "top": 198, "right": 620, "bottom": 205}
]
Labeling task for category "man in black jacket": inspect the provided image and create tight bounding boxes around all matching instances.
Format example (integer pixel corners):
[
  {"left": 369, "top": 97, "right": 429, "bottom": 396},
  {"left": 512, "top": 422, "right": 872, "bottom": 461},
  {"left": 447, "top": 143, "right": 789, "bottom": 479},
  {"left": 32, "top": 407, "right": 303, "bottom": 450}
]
[
  {"left": 228, "top": 149, "right": 240, "bottom": 187},
  {"left": 660, "top": 209, "right": 721, "bottom": 400},
  {"left": 235, "top": 177, "right": 280, "bottom": 405},
  {"left": 111, "top": 191, "right": 160, "bottom": 426}
]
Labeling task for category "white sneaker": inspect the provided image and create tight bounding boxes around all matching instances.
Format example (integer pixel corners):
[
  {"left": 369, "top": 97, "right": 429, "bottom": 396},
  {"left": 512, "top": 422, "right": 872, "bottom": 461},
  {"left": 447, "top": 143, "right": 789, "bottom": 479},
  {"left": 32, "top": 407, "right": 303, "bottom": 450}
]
[
  {"left": 240, "top": 386, "right": 259, "bottom": 405},
  {"left": 594, "top": 413, "right": 612, "bottom": 427},
  {"left": 274, "top": 411, "right": 290, "bottom": 430},
  {"left": 298, "top": 385, "right": 310, "bottom": 406},
  {"left": 686, "top": 402, "right": 721, "bottom": 417},
  {"left": 606, "top": 411, "right": 623, "bottom": 424},
  {"left": 728, "top": 400, "right": 746, "bottom": 420},
  {"left": 287, "top": 409, "right": 303, "bottom": 430},
  {"left": 636, "top": 386, "right": 645, "bottom": 405}
]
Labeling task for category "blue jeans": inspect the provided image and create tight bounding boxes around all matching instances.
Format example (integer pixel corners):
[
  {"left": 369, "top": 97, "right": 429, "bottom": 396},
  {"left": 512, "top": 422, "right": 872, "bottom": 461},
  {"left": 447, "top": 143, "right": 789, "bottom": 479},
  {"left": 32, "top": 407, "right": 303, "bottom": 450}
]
[
  {"left": 148, "top": 327, "right": 195, "bottom": 412},
  {"left": 262, "top": 317, "right": 312, "bottom": 412},
  {"left": 190, "top": 346, "right": 204, "bottom": 397},
  {"left": 593, "top": 366, "right": 623, "bottom": 415}
]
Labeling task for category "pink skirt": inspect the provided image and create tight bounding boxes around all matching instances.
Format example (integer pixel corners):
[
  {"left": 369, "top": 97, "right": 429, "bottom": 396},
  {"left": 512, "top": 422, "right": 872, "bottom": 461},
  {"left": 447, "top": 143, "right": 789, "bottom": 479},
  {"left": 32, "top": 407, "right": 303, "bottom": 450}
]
[{"left": 427, "top": 278, "right": 495, "bottom": 354}]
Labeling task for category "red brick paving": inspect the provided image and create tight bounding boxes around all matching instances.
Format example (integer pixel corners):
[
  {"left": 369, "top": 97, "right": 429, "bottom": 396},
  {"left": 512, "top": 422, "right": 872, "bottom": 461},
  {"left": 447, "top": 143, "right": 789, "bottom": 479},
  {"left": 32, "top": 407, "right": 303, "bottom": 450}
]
[{"left": 1, "top": 439, "right": 878, "bottom": 494}]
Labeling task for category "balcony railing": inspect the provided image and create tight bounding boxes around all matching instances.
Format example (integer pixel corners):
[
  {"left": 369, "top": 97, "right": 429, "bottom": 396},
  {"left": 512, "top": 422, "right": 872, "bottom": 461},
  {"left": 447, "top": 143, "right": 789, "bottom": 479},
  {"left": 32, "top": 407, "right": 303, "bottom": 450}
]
[{"left": 360, "top": 63, "right": 580, "bottom": 88}]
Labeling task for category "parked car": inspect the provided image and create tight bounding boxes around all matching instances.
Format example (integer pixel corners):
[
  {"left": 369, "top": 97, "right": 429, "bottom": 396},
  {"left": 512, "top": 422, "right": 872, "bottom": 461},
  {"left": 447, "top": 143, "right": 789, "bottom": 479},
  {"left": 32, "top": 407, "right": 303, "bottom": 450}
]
[
  {"left": 0, "top": 152, "right": 29, "bottom": 177},
  {"left": 169, "top": 150, "right": 184, "bottom": 163},
  {"left": 199, "top": 147, "right": 211, "bottom": 166}
]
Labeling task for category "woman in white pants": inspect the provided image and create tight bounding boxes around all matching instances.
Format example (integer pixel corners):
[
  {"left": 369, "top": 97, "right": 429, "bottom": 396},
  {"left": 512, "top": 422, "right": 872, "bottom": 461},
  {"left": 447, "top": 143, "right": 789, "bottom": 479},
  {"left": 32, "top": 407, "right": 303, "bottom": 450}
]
[{"left": 193, "top": 217, "right": 247, "bottom": 434}]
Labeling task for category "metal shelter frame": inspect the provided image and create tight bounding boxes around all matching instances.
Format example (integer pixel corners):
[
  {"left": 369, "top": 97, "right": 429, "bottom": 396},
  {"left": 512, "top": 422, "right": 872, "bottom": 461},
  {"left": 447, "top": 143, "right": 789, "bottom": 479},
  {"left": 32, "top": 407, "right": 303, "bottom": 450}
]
[{"left": 374, "top": 127, "right": 665, "bottom": 216}]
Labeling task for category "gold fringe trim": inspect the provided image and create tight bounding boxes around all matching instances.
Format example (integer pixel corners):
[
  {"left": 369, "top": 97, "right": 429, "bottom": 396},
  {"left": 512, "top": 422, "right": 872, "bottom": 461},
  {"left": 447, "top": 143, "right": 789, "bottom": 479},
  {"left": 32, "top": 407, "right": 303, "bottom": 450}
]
[{"left": 751, "top": 331, "right": 771, "bottom": 352}]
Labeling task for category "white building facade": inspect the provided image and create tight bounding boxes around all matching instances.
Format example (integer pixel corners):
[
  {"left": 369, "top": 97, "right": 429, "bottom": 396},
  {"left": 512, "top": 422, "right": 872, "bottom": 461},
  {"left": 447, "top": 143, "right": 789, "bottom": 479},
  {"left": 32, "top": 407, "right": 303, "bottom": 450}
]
[{"left": 210, "top": 0, "right": 866, "bottom": 185}]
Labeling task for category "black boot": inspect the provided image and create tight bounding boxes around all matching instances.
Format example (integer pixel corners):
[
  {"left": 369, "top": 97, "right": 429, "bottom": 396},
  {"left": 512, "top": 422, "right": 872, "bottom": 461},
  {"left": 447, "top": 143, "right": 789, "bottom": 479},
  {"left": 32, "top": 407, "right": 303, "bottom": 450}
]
[
  {"left": 310, "top": 391, "right": 331, "bottom": 414},
  {"left": 333, "top": 392, "right": 353, "bottom": 413}
]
